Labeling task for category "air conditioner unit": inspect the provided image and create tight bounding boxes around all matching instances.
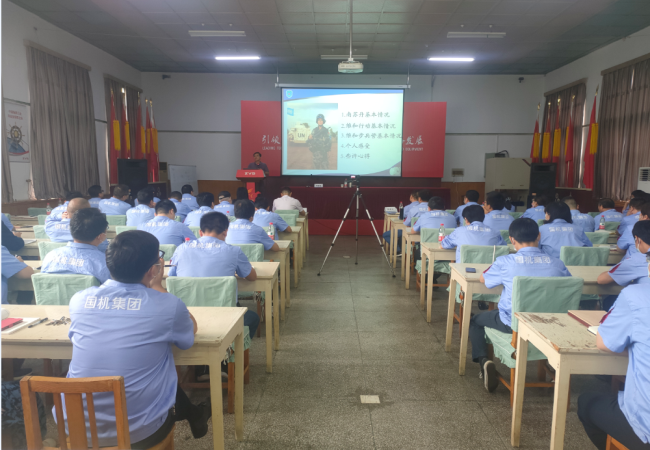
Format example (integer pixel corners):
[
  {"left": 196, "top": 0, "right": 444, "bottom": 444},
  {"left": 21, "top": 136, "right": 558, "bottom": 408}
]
[{"left": 638, "top": 167, "right": 650, "bottom": 192}]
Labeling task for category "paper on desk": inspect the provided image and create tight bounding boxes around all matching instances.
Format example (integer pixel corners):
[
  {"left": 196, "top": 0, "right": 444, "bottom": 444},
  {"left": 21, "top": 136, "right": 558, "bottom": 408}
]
[
  {"left": 588, "top": 326, "right": 598, "bottom": 335},
  {"left": 23, "top": 239, "right": 37, "bottom": 245},
  {"left": 2, "top": 318, "right": 39, "bottom": 335}
]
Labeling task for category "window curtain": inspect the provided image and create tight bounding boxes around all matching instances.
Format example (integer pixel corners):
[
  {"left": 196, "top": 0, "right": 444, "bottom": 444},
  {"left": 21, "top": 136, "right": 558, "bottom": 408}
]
[
  {"left": 596, "top": 59, "right": 650, "bottom": 200},
  {"left": 26, "top": 46, "right": 99, "bottom": 199},
  {"left": 541, "top": 83, "right": 586, "bottom": 188},
  {"left": 1, "top": 93, "right": 14, "bottom": 203}
]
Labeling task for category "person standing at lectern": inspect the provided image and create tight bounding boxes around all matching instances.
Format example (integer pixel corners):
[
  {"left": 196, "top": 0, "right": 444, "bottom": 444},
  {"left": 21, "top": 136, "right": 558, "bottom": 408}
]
[
  {"left": 308, "top": 114, "right": 331, "bottom": 170},
  {"left": 246, "top": 152, "right": 269, "bottom": 176}
]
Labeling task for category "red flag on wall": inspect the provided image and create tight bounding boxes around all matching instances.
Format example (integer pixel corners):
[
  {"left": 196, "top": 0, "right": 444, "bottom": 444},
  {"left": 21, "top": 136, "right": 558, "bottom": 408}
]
[
  {"left": 121, "top": 89, "right": 130, "bottom": 159},
  {"left": 145, "top": 99, "right": 152, "bottom": 181},
  {"left": 583, "top": 88, "right": 599, "bottom": 189},
  {"left": 150, "top": 100, "right": 159, "bottom": 182},
  {"left": 565, "top": 97, "right": 575, "bottom": 188},
  {"left": 135, "top": 94, "right": 144, "bottom": 160},
  {"left": 551, "top": 99, "right": 561, "bottom": 164},
  {"left": 541, "top": 102, "right": 551, "bottom": 163},
  {"left": 530, "top": 104, "right": 540, "bottom": 163},
  {"left": 109, "top": 90, "right": 119, "bottom": 184}
]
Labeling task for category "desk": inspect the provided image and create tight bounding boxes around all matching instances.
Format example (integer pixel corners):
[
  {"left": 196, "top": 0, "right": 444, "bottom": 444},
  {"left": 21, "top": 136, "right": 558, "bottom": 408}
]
[
  {"left": 278, "top": 226, "right": 302, "bottom": 287},
  {"left": 0, "top": 304, "right": 246, "bottom": 450},
  {"left": 265, "top": 241, "right": 291, "bottom": 314},
  {"left": 511, "top": 313, "right": 628, "bottom": 450},
  {"left": 10, "top": 240, "right": 44, "bottom": 258},
  {"left": 15, "top": 226, "right": 119, "bottom": 240},
  {"left": 383, "top": 213, "right": 398, "bottom": 252},
  {"left": 420, "top": 242, "right": 456, "bottom": 322},
  {"left": 297, "top": 214, "right": 309, "bottom": 251},
  {"left": 403, "top": 230, "right": 420, "bottom": 287},
  {"left": 295, "top": 219, "right": 307, "bottom": 263},
  {"left": 445, "top": 263, "right": 624, "bottom": 376},
  {"left": 10, "top": 215, "right": 39, "bottom": 227},
  {"left": 389, "top": 218, "right": 406, "bottom": 268}
]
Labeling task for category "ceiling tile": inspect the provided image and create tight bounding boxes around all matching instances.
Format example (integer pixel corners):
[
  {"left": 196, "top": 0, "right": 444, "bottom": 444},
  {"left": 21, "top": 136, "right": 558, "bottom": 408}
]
[
  {"left": 455, "top": 2, "right": 498, "bottom": 14},
  {"left": 254, "top": 32, "right": 289, "bottom": 41},
  {"left": 380, "top": 13, "right": 418, "bottom": 24},
  {"left": 239, "top": 0, "right": 278, "bottom": 13},
  {"left": 413, "top": 14, "right": 451, "bottom": 25},
  {"left": 201, "top": 0, "right": 243, "bottom": 13},
  {"left": 178, "top": 12, "right": 215, "bottom": 24},
  {"left": 314, "top": 13, "right": 346, "bottom": 24},
  {"left": 286, "top": 33, "right": 317, "bottom": 42},
  {"left": 516, "top": 14, "right": 555, "bottom": 27},
  {"left": 316, "top": 33, "right": 347, "bottom": 42},
  {"left": 526, "top": 2, "right": 571, "bottom": 15},
  {"left": 252, "top": 23, "right": 285, "bottom": 33},
  {"left": 375, "top": 33, "right": 406, "bottom": 41},
  {"left": 490, "top": 1, "right": 533, "bottom": 15},
  {"left": 351, "top": 0, "right": 385, "bottom": 13},
  {"left": 383, "top": 0, "right": 424, "bottom": 12},
  {"left": 377, "top": 23, "right": 411, "bottom": 33},
  {"left": 421, "top": 1, "right": 462, "bottom": 14},
  {"left": 283, "top": 24, "right": 315, "bottom": 33},
  {"left": 447, "top": 13, "right": 486, "bottom": 25},
  {"left": 165, "top": 0, "right": 208, "bottom": 13},
  {"left": 314, "top": 1, "right": 349, "bottom": 13},
  {"left": 282, "top": 12, "right": 316, "bottom": 23},
  {"left": 275, "top": 0, "right": 313, "bottom": 12},
  {"left": 211, "top": 13, "right": 250, "bottom": 25},
  {"left": 481, "top": 14, "right": 521, "bottom": 26},
  {"left": 351, "top": 13, "right": 381, "bottom": 23},
  {"left": 315, "top": 24, "right": 348, "bottom": 33},
  {"left": 143, "top": 12, "right": 185, "bottom": 23},
  {"left": 246, "top": 12, "right": 282, "bottom": 23}
]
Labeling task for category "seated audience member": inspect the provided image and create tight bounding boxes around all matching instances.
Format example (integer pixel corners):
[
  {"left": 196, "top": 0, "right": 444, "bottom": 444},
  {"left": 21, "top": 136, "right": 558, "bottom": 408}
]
[
  {"left": 169, "top": 191, "right": 191, "bottom": 221},
  {"left": 562, "top": 196, "right": 595, "bottom": 232},
  {"left": 622, "top": 189, "right": 646, "bottom": 215},
  {"left": 1, "top": 246, "right": 34, "bottom": 304},
  {"left": 403, "top": 190, "right": 431, "bottom": 226},
  {"left": 617, "top": 202, "right": 650, "bottom": 257},
  {"left": 618, "top": 197, "right": 645, "bottom": 235},
  {"left": 126, "top": 190, "right": 155, "bottom": 227},
  {"left": 272, "top": 186, "right": 305, "bottom": 216},
  {"left": 134, "top": 186, "right": 160, "bottom": 206},
  {"left": 64, "top": 231, "right": 211, "bottom": 447},
  {"left": 593, "top": 198, "right": 624, "bottom": 231},
  {"left": 503, "top": 196, "right": 515, "bottom": 212},
  {"left": 403, "top": 190, "right": 421, "bottom": 219},
  {"left": 41, "top": 208, "right": 111, "bottom": 283},
  {"left": 138, "top": 200, "right": 197, "bottom": 246},
  {"left": 181, "top": 184, "right": 199, "bottom": 211},
  {"left": 578, "top": 278, "right": 650, "bottom": 450},
  {"left": 2, "top": 212, "right": 14, "bottom": 231},
  {"left": 213, "top": 191, "right": 234, "bottom": 217},
  {"left": 472, "top": 218, "right": 571, "bottom": 392},
  {"left": 170, "top": 212, "right": 260, "bottom": 338},
  {"left": 47, "top": 191, "right": 84, "bottom": 223},
  {"left": 482, "top": 192, "right": 515, "bottom": 231},
  {"left": 88, "top": 185, "right": 104, "bottom": 209},
  {"left": 539, "top": 201, "right": 592, "bottom": 259},
  {"left": 236, "top": 187, "right": 249, "bottom": 201},
  {"left": 99, "top": 184, "right": 131, "bottom": 216},
  {"left": 521, "top": 194, "right": 549, "bottom": 222},
  {"left": 412, "top": 196, "right": 456, "bottom": 233},
  {"left": 46, "top": 198, "right": 109, "bottom": 252},
  {"left": 226, "top": 199, "right": 279, "bottom": 252},
  {"left": 454, "top": 189, "right": 480, "bottom": 225},
  {"left": 2, "top": 222, "right": 24, "bottom": 252},
  {"left": 440, "top": 205, "right": 506, "bottom": 262},
  {"left": 253, "top": 197, "right": 292, "bottom": 234},
  {"left": 184, "top": 193, "right": 216, "bottom": 227}
]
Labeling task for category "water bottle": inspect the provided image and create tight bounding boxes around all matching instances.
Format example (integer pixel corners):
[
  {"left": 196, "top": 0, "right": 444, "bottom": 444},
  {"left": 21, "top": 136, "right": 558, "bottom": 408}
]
[
  {"left": 399, "top": 201, "right": 404, "bottom": 219},
  {"left": 46, "top": 203, "right": 52, "bottom": 215},
  {"left": 268, "top": 223, "right": 275, "bottom": 240},
  {"left": 58, "top": 198, "right": 62, "bottom": 206},
  {"left": 438, "top": 223, "right": 445, "bottom": 242},
  {"left": 599, "top": 216, "right": 605, "bottom": 230},
  {"left": 185, "top": 237, "right": 191, "bottom": 244},
  {"left": 344, "top": 178, "right": 348, "bottom": 188}
]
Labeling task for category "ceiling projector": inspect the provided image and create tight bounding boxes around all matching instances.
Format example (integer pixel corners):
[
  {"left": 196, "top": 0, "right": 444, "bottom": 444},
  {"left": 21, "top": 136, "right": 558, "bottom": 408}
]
[{"left": 339, "top": 59, "right": 363, "bottom": 73}]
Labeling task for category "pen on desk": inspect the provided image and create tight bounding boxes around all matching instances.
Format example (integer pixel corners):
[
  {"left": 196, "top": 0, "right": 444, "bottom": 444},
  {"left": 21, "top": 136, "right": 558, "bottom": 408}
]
[{"left": 28, "top": 318, "right": 48, "bottom": 328}]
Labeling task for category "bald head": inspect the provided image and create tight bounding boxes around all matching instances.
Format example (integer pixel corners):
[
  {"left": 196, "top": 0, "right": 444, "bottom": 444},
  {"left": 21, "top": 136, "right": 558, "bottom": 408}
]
[{"left": 67, "top": 198, "right": 90, "bottom": 216}]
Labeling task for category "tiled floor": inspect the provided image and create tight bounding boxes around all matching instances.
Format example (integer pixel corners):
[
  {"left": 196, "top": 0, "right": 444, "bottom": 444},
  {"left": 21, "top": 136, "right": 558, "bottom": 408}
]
[{"left": 38, "top": 235, "right": 607, "bottom": 449}]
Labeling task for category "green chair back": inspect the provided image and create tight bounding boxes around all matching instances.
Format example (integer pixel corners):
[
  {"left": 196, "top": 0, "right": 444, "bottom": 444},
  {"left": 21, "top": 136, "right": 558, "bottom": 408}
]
[
  {"left": 174, "top": 216, "right": 182, "bottom": 222},
  {"left": 500, "top": 230, "right": 510, "bottom": 242},
  {"left": 459, "top": 245, "right": 510, "bottom": 264},
  {"left": 231, "top": 243, "right": 264, "bottom": 262},
  {"left": 32, "top": 273, "right": 100, "bottom": 305},
  {"left": 37, "top": 241, "right": 67, "bottom": 260},
  {"left": 588, "top": 212, "right": 600, "bottom": 218},
  {"left": 584, "top": 232, "right": 610, "bottom": 245},
  {"left": 421, "top": 227, "right": 454, "bottom": 243},
  {"left": 446, "top": 210, "right": 455, "bottom": 215},
  {"left": 33, "top": 225, "right": 48, "bottom": 240},
  {"left": 189, "top": 226, "right": 201, "bottom": 239},
  {"left": 115, "top": 226, "right": 137, "bottom": 235},
  {"left": 275, "top": 209, "right": 299, "bottom": 217},
  {"left": 278, "top": 214, "right": 297, "bottom": 227},
  {"left": 106, "top": 215, "right": 126, "bottom": 226},
  {"left": 509, "top": 212, "right": 523, "bottom": 219},
  {"left": 228, "top": 216, "right": 236, "bottom": 222},
  {"left": 604, "top": 221, "right": 619, "bottom": 231},
  {"left": 158, "top": 244, "right": 177, "bottom": 261},
  {"left": 559, "top": 246, "right": 609, "bottom": 267},
  {"left": 28, "top": 208, "right": 47, "bottom": 217},
  {"left": 166, "top": 276, "right": 237, "bottom": 307},
  {"left": 537, "top": 219, "right": 545, "bottom": 226},
  {"left": 38, "top": 215, "right": 47, "bottom": 225}
]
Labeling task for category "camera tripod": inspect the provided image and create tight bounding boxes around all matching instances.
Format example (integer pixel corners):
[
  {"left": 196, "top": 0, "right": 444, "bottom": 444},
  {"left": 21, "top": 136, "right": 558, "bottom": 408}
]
[{"left": 317, "top": 184, "right": 396, "bottom": 277}]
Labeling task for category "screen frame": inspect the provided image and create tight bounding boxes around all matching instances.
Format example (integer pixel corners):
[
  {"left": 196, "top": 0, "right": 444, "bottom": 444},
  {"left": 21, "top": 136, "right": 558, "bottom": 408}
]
[{"left": 280, "top": 87, "right": 405, "bottom": 177}]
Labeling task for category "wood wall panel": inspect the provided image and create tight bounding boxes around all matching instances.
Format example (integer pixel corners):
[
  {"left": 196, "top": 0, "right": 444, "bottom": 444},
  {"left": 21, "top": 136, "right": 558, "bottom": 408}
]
[{"left": 440, "top": 182, "right": 486, "bottom": 209}]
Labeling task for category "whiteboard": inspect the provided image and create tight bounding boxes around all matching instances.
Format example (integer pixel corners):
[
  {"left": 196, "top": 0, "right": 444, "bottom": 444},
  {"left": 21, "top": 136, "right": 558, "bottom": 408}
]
[{"left": 168, "top": 165, "right": 198, "bottom": 193}]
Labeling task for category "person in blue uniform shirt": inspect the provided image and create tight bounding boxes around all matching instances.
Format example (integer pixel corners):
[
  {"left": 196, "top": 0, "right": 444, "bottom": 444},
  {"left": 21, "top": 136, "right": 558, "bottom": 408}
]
[
  {"left": 63, "top": 231, "right": 211, "bottom": 448},
  {"left": 41, "top": 208, "right": 111, "bottom": 283},
  {"left": 169, "top": 191, "right": 191, "bottom": 221},
  {"left": 578, "top": 275, "right": 650, "bottom": 450},
  {"left": 126, "top": 190, "right": 155, "bottom": 227},
  {"left": 440, "top": 205, "right": 506, "bottom": 263},
  {"left": 454, "top": 190, "right": 480, "bottom": 226},
  {"left": 2, "top": 213, "right": 14, "bottom": 231},
  {"left": 2, "top": 222, "right": 24, "bottom": 251},
  {"left": 617, "top": 202, "right": 649, "bottom": 258},
  {"left": 213, "top": 191, "right": 234, "bottom": 217},
  {"left": 618, "top": 197, "right": 645, "bottom": 235},
  {"left": 403, "top": 190, "right": 431, "bottom": 226},
  {"left": 170, "top": 211, "right": 260, "bottom": 338},
  {"left": 88, "top": 185, "right": 104, "bottom": 209},
  {"left": 412, "top": 196, "right": 456, "bottom": 233},
  {"left": 134, "top": 186, "right": 160, "bottom": 207},
  {"left": 184, "top": 192, "right": 215, "bottom": 227},
  {"left": 471, "top": 218, "right": 572, "bottom": 392},
  {"left": 402, "top": 190, "right": 420, "bottom": 219},
  {"left": 521, "top": 194, "right": 549, "bottom": 222},
  {"left": 382, "top": 190, "right": 419, "bottom": 253},
  {"left": 181, "top": 185, "right": 199, "bottom": 211},
  {"left": 138, "top": 200, "right": 197, "bottom": 246},
  {"left": 99, "top": 184, "right": 131, "bottom": 216},
  {"left": 482, "top": 192, "right": 514, "bottom": 232},
  {"left": 46, "top": 199, "right": 109, "bottom": 253},
  {"left": 538, "top": 201, "right": 592, "bottom": 259},
  {"left": 592, "top": 198, "right": 624, "bottom": 231},
  {"left": 622, "top": 189, "right": 646, "bottom": 215},
  {"left": 46, "top": 191, "right": 84, "bottom": 223},
  {"left": 253, "top": 197, "right": 292, "bottom": 234},
  {"left": 1, "top": 246, "right": 33, "bottom": 304},
  {"left": 562, "top": 197, "right": 595, "bottom": 233},
  {"left": 226, "top": 199, "right": 279, "bottom": 252}
]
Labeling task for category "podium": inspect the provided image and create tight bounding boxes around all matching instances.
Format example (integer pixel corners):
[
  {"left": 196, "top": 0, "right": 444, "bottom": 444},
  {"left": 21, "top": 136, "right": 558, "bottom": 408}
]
[{"left": 236, "top": 170, "right": 265, "bottom": 201}]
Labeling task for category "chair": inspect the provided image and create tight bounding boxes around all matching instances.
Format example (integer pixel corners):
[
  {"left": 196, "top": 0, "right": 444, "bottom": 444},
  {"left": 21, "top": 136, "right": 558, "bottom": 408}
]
[
  {"left": 189, "top": 226, "right": 201, "bottom": 239},
  {"left": 277, "top": 214, "right": 297, "bottom": 227},
  {"left": 604, "top": 222, "right": 619, "bottom": 231},
  {"left": 166, "top": 276, "right": 250, "bottom": 414},
  {"left": 105, "top": 215, "right": 126, "bottom": 226},
  {"left": 228, "top": 216, "right": 236, "bottom": 223},
  {"left": 28, "top": 208, "right": 47, "bottom": 217},
  {"left": 33, "top": 273, "right": 100, "bottom": 306},
  {"left": 500, "top": 230, "right": 510, "bottom": 242},
  {"left": 585, "top": 231, "right": 610, "bottom": 244},
  {"left": 231, "top": 243, "right": 265, "bottom": 337},
  {"left": 588, "top": 212, "right": 600, "bottom": 218},
  {"left": 174, "top": 216, "right": 182, "bottom": 222},
  {"left": 38, "top": 215, "right": 47, "bottom": 225},
  {"left": 509, "top": 212, "right": 523, "bottom": 219},
  {"left": 560, "top": 246, "right": 609, "bottom": 306},
  {"left": 115, "top": 226, "right": 136, "bottom": 235},
  {"left": 415, "top": 227, "right": 454, "bottom": 292},
  {"left": 446, "top": 209, "right": 455, "bottom": 215},
  {"left": 157, "top": 244, "right": 176, "bottom": 261},
  {"left": 37, "top": 242, "right": 67, "bottom": 260},
  {"left": 485, "top": 276, "right": 583, "bottom": 406},
  {"left": 33, "top": 225, "right": 48, "bottom": 240},
  {"left": 275, "top": 209, "right": 299, "bottom": 218},
  {"left": 606, "top": 436, "right": 630, "bottom": 450},
  {"left": 537, "top": 219, "right": 545, "bottom": 226}
]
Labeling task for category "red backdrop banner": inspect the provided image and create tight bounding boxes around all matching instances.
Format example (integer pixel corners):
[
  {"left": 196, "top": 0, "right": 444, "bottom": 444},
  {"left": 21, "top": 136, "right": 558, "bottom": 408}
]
[{"left": 241, "top": 101, "right": 446, "bottom": 178}]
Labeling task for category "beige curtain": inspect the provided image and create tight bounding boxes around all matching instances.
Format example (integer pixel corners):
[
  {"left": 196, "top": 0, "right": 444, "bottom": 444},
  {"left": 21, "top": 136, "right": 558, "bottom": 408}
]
[
  {"left": 541, "top": 83, "right": 586, "bottom": 188},
  {"left": 26, "top": 46, "right": 99, "bottom": 199},
  {"left": 1, "top": 93, "right": 14, "bottom": 203},
  {"left": 596, "top": 59, "right": 650, "bottom": 199}
]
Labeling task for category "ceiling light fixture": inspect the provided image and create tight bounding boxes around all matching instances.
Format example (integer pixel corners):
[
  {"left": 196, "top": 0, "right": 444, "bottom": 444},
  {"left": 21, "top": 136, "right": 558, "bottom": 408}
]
[
  {"left": 447, "top": 32, "right": 505, "bottom": 39},
  {"left": 215, "top": 56, "right": 260, "bottom": 60},
  {"left": 428, "top": 57, "right": 474, "bottom": 62},
  {"left": 321, "top": 55, "right": 367, "bottom": 60},
  {"left": 189, "top": 30, "right": 245, "bottom": 37}
]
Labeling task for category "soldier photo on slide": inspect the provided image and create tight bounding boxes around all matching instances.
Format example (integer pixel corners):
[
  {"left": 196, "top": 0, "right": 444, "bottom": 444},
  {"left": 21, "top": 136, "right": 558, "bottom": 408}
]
[
  {"left": 286, "top": 103, "right": 337, "bottom": 171},
  {"left": 308, "top": 114, "right": 331, "bottom": 169}
]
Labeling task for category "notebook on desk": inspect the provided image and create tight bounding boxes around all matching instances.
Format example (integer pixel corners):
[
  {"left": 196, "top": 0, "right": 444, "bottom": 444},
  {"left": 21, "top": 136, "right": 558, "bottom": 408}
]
[
  {"left": 568, "top": 310, "right": 607, "bottom": 336},
  {"left": 22, "top": 239, "right": 37, "bottom": 245}
]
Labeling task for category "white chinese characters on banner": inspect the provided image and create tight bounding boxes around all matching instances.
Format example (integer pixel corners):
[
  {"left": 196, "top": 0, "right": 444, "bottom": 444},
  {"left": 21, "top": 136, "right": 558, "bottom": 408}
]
[{"left": 4, "top": 101, "right": 30, "bottom": 163}]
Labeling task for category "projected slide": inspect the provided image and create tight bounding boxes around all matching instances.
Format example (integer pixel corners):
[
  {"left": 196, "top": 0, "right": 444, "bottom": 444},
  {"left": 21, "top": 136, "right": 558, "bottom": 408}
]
[{"left": 281, "top": 88, "right": 404, "bottom": 176}]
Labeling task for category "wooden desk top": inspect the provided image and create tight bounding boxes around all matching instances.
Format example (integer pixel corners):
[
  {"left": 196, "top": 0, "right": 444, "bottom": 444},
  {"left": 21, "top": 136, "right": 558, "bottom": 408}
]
[
  {"left": 449, "top": 263, "right": 609, "bottom": 284},
  {"left": 279, "top": 225, "right": 302, "bottom": 234},
  {"left": 269, "top": 240, "right": 291, "bottom": 251}
]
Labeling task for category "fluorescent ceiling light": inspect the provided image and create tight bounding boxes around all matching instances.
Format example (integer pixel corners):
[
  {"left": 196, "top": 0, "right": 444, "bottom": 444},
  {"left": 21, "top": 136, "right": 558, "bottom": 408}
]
[
  {"left": 321, "top": 55, "right": 368, "bottom": 60},
  {"left": 189, "top": 30, "right": 245, "bottom": 37},
  {"left": 447, "top": 32, "right": 505, "bottom": 39},
  {"left": 428, "top": 57, "right": 474, "bottom": 62},
  {"left": 215, "top": 56, "right": 260, "bottom": 60}
]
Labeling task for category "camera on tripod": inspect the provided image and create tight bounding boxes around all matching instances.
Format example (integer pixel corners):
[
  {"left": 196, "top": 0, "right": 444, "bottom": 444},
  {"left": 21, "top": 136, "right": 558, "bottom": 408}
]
[{"left": 349, "top": 175, "right": 360, "bottom": 186}]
